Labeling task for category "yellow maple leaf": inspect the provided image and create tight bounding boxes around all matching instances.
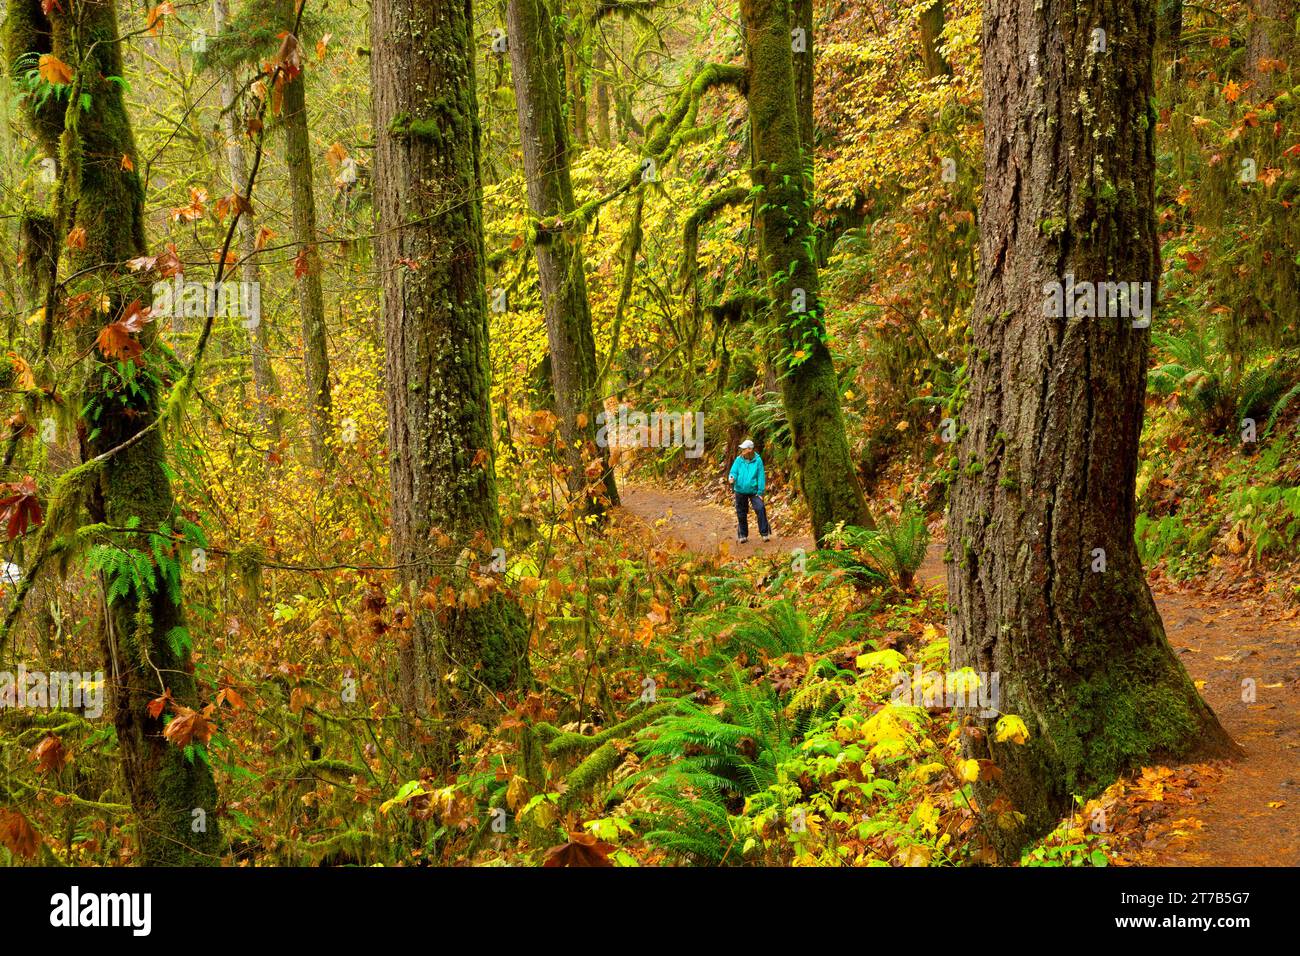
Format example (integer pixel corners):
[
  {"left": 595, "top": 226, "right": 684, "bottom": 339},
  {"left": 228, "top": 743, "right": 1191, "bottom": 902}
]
[{"left": 995, "top": 714, "right": 1030, "bottom": 745}]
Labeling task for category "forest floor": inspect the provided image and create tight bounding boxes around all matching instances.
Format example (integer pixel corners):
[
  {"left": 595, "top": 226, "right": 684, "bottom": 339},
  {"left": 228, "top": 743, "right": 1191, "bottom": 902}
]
[{"left": 617, "top": 483, "right": 1300, "bottom": 866}]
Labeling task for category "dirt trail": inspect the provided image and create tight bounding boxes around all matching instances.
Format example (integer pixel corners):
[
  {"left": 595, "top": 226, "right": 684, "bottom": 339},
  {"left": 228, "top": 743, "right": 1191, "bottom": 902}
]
[
  {"left": 618, "top": 484, "right": 1300, "bottom": 866},
  {"left": 618, "top": 484, "right": 815, "bottom": 559}
]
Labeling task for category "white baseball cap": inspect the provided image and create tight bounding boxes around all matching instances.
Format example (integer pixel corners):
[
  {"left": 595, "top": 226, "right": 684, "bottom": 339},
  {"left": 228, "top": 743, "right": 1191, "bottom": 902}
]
[{"left": 739, "top": 439, "right": 754, "bottom": 449}]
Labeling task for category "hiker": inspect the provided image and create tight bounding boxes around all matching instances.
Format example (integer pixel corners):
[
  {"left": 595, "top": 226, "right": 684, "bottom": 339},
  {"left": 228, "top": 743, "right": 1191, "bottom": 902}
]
[{"left": 728, "top": 439, "right": 771, "bottom": 543}]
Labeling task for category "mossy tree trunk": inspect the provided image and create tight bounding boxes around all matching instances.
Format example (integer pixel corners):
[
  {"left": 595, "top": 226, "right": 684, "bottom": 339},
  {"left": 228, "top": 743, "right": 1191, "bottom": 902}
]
[
  {"left": 592, "top": 42, "right": 611, "bottom": 146},
  {"left": 6, "top": 0, "right": 221, "bottom": 864},
  {"left": 507, "top": 0, "right": 618, "bottom": 514},
  {"left": 281, "top": 68, "right": 334, "bottom": 467},
  {"left": 565, "top": 23, "right": 589, "bottom": 147},
  {"left": 740, "top": 0, "right": 872, "bottom": 544},
  {"left": 213, "top": 0, "right": 281, "bottom": 441},
  {"left": 919, "top": 1, "right": 952, "bottom": 78},
  {"left": 1157, "top": 0, "right": 1184, "bottom": 83},
  {"left": 371, "top": 0, "right": 530, "bottom": 749},
  {"left": 792, "top": 0, "right": 814, "bottom": 149},
  {"left": 1246, "top": 0, "right": 1295, "bottom": 97},
  {"left": 947, "top": 0, "right": 1238, "bottom": 860}
]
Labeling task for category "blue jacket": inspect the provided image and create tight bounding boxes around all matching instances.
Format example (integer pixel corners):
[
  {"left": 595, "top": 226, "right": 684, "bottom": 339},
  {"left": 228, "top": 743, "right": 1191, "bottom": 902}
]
[{"left": 730, "top": 453, "right": 766, "bottom": 495}]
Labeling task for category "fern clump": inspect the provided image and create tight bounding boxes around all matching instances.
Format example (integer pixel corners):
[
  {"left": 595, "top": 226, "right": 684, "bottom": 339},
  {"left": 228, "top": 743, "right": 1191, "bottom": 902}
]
[{"left": 829, "top": 502, "right": 930, "bottom": 590}]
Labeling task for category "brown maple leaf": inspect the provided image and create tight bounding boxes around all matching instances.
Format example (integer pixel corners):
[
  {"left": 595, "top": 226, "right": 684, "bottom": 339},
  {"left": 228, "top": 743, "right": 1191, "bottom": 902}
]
[
  {"left": 96, "top": 322, "right": 143, "bottom": 363},
  {"left": 0, "top": 809, "right": 40, "bottom": 859},
  {"left": 32, "top": 734, "right": 68, "bottom": 774},
  {"left": 541, "top": 831, "right": 616, "bottom": 867},
  {"left": 0, "top": 476, "right": 43, "bottom": 540},
  {"left": 163, "top": 705, "right": 214, "bottom": 748},
  {"left": 7, "top": 353, "right": 36, "bottom": 391}
]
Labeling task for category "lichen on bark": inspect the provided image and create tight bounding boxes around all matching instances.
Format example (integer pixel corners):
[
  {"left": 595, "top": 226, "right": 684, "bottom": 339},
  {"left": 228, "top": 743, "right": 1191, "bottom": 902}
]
[{"left": 6, "top": 0, "right": 222, "bottom": 865}]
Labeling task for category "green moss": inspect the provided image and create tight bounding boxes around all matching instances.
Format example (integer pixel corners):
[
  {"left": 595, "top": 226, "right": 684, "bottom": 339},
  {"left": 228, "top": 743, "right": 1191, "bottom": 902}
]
[
  {"left": 557, "top": 741, "right": 623, "bottom": 812},
  {"left": 540, "top": 702, "right": 672, "bottom": 758},
  {"left": 1040, "top": 642, "right": 1210, "bottom": 796},
  {"left": 387, "top": 113, "right": 446, "bottom": 142},
  {"left": 6, "top": 0, "right": 222, "bottom": 866}
]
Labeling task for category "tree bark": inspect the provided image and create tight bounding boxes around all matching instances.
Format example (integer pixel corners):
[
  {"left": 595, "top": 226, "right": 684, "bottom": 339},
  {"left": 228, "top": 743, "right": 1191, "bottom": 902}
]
[
  {"left": 919, "top": 1, "right": 952, "bottom": 78},
  {"left": 740, "top": 0, "right": 872, "bottom": 544},
  {"left": 947, "top": 0, "right": 1238, "bottom": 860},
  {"left": 592, "top": 42, "right": 611, "bottom": 146},
  {"left": 281, "top": 67, "right": 334, "bottom": 467},
  {"left": 7, "top": 0, "right": 221, "bottom": 865},
  {"left": 371, "top": 0, "right": 530, "bottom": 743},
  {"left": 1246, "top": 0, "right": 1295, "bottom": 97},
  {"left": 507, "top": 0, "right": 618, "bottom": 513},
  {"left": 566, "top": 27, "right": 589, "bottom": 146},
  {"left": 213, "top": 0, "right": 280, "bottom": 441},
  {"left": 792, "top": 0, "right": 815, "bottom": 149}
]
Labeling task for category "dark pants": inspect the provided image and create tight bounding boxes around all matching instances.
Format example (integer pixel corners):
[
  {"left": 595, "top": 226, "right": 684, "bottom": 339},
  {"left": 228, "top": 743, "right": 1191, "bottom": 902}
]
[{"left": 734, "top": 493, "right": 770, "bottom": 540}]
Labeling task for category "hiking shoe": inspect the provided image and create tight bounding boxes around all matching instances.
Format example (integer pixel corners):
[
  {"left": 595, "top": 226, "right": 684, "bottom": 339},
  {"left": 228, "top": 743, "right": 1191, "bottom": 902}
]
[
  {"left": 737, "top": 537, "right": 748, "bottom": 544},
  {"left": 761, "top": 535, "right": 771, "bottom": 542}
]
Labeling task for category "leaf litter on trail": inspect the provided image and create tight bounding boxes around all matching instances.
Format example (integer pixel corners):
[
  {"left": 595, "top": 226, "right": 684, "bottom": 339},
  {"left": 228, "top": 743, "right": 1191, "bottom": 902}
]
[{"left": 1092, "top": 763, "right": 1226, "bottom": 864}]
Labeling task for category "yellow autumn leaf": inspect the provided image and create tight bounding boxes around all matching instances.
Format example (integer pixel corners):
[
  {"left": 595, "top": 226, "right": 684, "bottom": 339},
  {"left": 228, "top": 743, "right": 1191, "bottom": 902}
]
[
  {"left": 957, "top": 758, "right": 981, "bottom": 783},
  {"left": 995, "top": 714, "right": 1030, "bottom": 744},
  {"left": 910, "top": 762, "right": 947, "bottom": 784},
  {"left": 861, "top": 704, "right": 919, "bottom": 746},
  {"left": 378, "top": 780, "right": 428, "bottom": 814},
  {"left": 911, "top": 798, "right": 940, "bottom": 836},
  {"left": 868, "top": 737, "right": 908, "bottom": 760},
  {"left": 505, "top": 774, "right": 529, "bottom": 811},
  {"left": 855, "top": 648, "right": 906, "bottom": 672}
]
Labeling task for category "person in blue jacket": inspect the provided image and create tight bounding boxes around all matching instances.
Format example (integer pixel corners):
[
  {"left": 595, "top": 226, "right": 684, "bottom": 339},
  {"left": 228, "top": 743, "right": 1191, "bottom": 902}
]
[{"left": 728, "top": 439, "right": 771, "bottom": 543}]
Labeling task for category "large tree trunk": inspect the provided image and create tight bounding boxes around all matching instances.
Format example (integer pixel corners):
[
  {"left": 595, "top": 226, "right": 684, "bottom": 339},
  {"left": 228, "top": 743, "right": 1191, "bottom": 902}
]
[
  {"left": 7, "top": 0, "right": 221, "bottom": 864},
  {"left": 507, "top": 0, "right": 618, "bottom": 512},
  {"left": 740, "top": 0, "right": 872, "bottom": 544},
  {"left": 1246, "top": 0, "right": 1295, "bottom": 97},
  {"left": 214, "top": 0, "right": 280, "bottom": 441},
  {"left": 281, "top": 68, "right": 334, "bottom": 467},
  {"left": 371, "top": 0, "right": 530, "bottom": 746},
  {"left": 947, "top": 0, "right": 1238, "bottom": 860}
]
